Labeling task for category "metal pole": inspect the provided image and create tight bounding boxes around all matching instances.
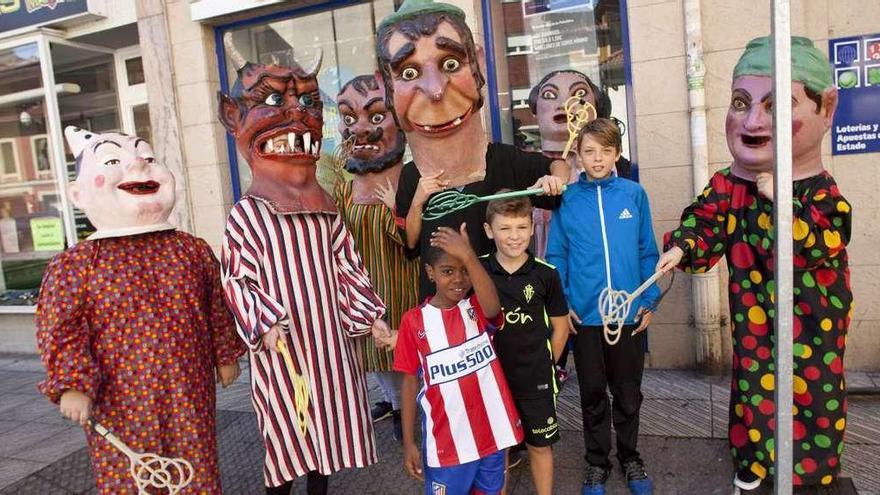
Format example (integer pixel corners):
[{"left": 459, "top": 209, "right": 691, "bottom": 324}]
[
  {"left": 771, "top": 1, "right": 793, "bottom": 494},
  {"left": 683, "top": 0, "right": 724, "bottom": 375}
]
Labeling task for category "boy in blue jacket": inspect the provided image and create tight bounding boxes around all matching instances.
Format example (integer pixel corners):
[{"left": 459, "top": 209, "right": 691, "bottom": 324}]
[{"left": 547, "top": 118, "right": 660, "bottom": 495}]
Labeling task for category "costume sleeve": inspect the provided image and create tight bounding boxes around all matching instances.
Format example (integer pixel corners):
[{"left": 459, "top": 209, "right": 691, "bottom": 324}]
[
  {"left": 544, "top": 266, "right": 570, "bottom": 317},
  {"left": 333, "top": 178, "right": 347, "bottom": 212},
  {"left": 332, "top": 215, "right": 386, "bottom": 336},
  {"left": 394, "top": 162, "right": 421, "bottom": 258},
  {"left": 392, "top": 312, "right": 420, "bottom": 376},
  {"left": 198, "top": 239, "right": 246, "bottom": 365},
  {"left": 663, "top": 172, "right": 731, "bottom": 273},
  {"left": 791, "top": 176, "right": 852, "bottom": 270},
  {"left": 637, "top": 187, "right": 661, "bottom": 308},
  {"left": 220, "top": 212, "right": 289, "bottom": 350},
  {"left": 546, "top": 208, "right": 571, "bottom": 301},
  {"left": 35, "top": 251, "right": 100, "bottom": 403},
  {"left": 383, "top": 205, "right": 407, "bottom": 247}
]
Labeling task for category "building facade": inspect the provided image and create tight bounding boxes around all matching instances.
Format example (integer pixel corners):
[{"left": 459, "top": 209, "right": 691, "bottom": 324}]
[{"left": 0, "top": 0, "right": 876, "bottom": 372}]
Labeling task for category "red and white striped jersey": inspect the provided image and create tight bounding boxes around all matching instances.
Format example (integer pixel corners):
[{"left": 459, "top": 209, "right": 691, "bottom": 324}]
[{"left": 394, "top": 295, "right": 523, "bottom": 468}]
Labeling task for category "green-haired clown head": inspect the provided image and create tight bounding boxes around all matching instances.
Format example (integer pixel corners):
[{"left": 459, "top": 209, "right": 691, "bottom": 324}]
[
  {"left": 733, "top": 36, "right": 833, "bottom": 93},
  {"left": 727, "top": 36, "right": 837, "bottom": 179}
]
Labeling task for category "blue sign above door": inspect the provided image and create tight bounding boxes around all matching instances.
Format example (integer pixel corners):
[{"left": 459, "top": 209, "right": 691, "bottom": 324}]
[{"left": 830, "top": 33, "right": 880, "bottom": 155}]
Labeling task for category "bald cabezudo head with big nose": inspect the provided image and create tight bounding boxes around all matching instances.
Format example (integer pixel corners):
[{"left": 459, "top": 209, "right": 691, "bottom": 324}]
[
  {"left": 727, "top": 36, "right": 837, "bottom": 181},
  {"left": 65, "top": 127, "right": 175, "bottom": 233}
]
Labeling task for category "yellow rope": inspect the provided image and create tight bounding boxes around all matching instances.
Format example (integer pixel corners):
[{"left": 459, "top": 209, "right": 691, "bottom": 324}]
[{"left": 277, "top": 339, "right": 310, "bottom": 436}]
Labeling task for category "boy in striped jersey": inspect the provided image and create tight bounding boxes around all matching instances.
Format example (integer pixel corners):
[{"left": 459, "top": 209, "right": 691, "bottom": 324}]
[{"left": 393, "top": 224, "right": 523, "bottom": 495}]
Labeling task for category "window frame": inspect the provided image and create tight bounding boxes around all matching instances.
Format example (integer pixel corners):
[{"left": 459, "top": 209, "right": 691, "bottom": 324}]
[{"left": 0, "top": 33, "right": 116, "bottom": 313}]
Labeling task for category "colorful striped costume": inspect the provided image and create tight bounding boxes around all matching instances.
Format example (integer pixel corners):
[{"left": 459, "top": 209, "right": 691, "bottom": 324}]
[
  {"left": 220, "top": 196, "right": 386, "bottom": 486},
  {"left": 334, "top": 179, "right": 419, "bottom": 371}
]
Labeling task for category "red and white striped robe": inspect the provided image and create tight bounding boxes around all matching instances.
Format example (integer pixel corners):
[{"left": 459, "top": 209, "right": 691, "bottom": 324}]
[{"left": 220, "top": 196, "right": 386, "bottom": 487}]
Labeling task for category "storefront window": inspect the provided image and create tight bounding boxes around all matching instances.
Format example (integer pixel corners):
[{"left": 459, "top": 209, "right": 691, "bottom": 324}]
[
  {"left": 0, "top": 39, "right": 121, "bottom": 308},
  {"left": 489, "top": 0, "right": 633, "bottom": 163},
  {"left": 51, "top": 42, "right": 120, "bottom": 241},
  {"left": 0, "top": 43, "right": 61, "bottom": 306},
  {"left": 220, "top": 0, "right": 397, "bottom": 195}
]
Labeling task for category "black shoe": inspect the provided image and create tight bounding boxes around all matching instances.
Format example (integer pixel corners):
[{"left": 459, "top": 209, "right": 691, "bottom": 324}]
[
  {"left": 582, "top": 464, "right": 609, "bottom": 495},
  {"left": 371, "top": 401, "right": 393, "bottom": 422},
  {"left": 392, "top": 410, "right": 402, "bottom": 443},
  {"left": 621, "top": 458, "right": 653, "bottom": 494}
]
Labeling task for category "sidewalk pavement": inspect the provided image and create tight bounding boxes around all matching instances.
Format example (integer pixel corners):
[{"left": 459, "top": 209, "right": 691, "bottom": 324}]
[{"left": 0, "top": 353, "right": 876, "bottom": 494}]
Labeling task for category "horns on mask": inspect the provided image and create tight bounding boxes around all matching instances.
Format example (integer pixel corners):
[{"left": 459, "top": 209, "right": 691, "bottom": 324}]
[{"left": 223, "top": 31, "right": 322, "bottom": 78}]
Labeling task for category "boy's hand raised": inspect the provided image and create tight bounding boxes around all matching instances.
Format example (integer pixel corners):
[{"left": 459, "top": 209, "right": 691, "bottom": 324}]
[{"left": 430, "top": 223, "right": 476, "bottom": 263}]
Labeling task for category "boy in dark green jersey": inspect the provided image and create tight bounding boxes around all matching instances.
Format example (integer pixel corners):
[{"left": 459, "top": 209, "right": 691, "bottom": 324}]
[{"left": 480, "top": 195, "right": 570, "bottom": 495}]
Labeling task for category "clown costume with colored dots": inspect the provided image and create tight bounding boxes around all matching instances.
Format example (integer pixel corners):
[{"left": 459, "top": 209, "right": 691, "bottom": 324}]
[
  {"left": 664, "top": 167, "right": 852, "bottom": 486},
  {"left": 36, "top": 128, "right": 246, "bottom": 494}
]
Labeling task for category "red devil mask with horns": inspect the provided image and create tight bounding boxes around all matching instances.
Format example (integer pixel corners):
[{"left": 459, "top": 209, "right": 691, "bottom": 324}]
[{"left": 218, "top": 33, "right": 334, "bottom": 213}]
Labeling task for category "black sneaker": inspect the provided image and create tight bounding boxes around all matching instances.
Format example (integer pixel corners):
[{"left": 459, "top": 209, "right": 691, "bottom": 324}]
[
  {"left": 621, "top": 458, "right": 653, "bottom": 494},
  {"left": 392, "top": 410, "right": 402, "bottom": 443},
  {"left": 371, "top": 401, "right": 393, "bottom": 422},
  {"left": 582, "top": 464, "right": 609, "bottom": 495}
]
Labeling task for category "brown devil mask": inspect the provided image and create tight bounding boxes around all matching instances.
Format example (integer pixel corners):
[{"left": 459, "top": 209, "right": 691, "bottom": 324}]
[{"left": 218, "top": 33, "right": 334, "bottom": 214}]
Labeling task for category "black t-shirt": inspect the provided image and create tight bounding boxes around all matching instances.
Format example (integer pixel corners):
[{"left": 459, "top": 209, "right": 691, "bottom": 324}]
[
  {"left": 396, "top": 142, "right": 560, "bottom": 299},
  {"left": 481, "top": 253, "right": 569, "bottom": 398}
]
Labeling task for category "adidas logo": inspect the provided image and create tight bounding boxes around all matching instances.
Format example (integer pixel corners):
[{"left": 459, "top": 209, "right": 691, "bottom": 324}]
[{"left": 618, "top": 208, "right": 633, "bottom": 220}]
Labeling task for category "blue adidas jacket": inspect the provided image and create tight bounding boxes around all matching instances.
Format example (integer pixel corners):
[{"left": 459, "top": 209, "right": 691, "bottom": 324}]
[{"left": 546, "top": 173, "right": 661, "bottom": 326}]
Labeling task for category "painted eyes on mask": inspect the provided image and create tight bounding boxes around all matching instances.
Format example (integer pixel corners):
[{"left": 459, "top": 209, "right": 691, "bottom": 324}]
[
  {"left": 572, "top": 88, "right": 588, "bottom": 98},
  {"left": 342, "top": 114, "right": 357, "bottom": 126},
  {"left": 401, "top": 67, "right": 419, "bottom": 81},
  {"left": 102, "top": 158, "right": 121, "bottom": 166},
  {"left": 369, "top": 113, "right": 385, "bottom": 125},
  {"left": 541, "top": 89, "right": 557, "bottom": 99},
  {"left": 442, "top": 57, "right": 461, "bottom": 72},
  {"left": 299, "top": 94, "right": 316, "bottom": 107},
  {"left": 264, "top": 93, "right": 283, "bottom": 106}
]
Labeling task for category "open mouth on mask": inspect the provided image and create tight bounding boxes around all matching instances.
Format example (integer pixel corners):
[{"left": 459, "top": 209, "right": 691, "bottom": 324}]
[
  {"left": 352, "top": 143, "right": 381, "bottom": 153},
  {"left": 411, "top": 106, "right": 472, "bottom": 134},
  {"left": 552, "top": 113, "right": 567, "bottom": 124},
  {"left": 117, "top": 181, "right": 160, "bottom": 195},
  {"left": 255, "top": 128, "right": 321, "bottom": 158},
  {"left": 741, "top": 134, "right": 772, "bottom": 147}
]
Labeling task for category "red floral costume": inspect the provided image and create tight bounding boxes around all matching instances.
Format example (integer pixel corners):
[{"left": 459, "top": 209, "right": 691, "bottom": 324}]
[{"left": 36, "top": 230, "right": 245, "bottom": 494}]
